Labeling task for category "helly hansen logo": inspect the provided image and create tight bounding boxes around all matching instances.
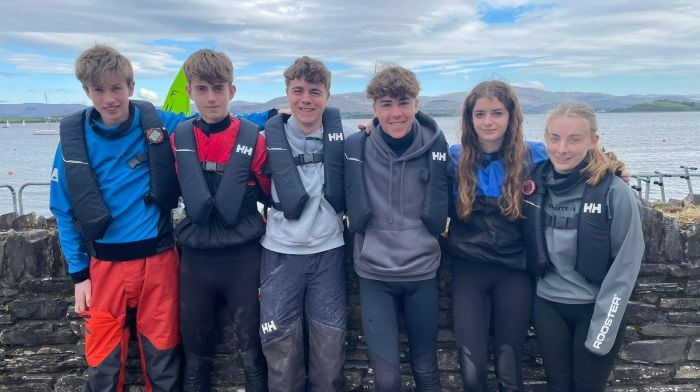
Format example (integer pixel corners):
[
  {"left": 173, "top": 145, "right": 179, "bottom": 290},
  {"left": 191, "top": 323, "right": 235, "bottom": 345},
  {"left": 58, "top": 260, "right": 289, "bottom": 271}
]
[
  {"left": 236, "top": 144, "right": 253, "bottom": 156},
  {"left": 583, "top": 202, "right": 602, "bottom": 214},
  {"left": 328, "top": 132, "right": 344, "bottom": 142},
  {"left": 261, "top": 320, "right": 277, "bottom": 334},
  {"left": 432, "top": 152, "right": 447, "bottom": 161},
  {"left": 593, "top": 294, "right": 621, "bottom": 350}
]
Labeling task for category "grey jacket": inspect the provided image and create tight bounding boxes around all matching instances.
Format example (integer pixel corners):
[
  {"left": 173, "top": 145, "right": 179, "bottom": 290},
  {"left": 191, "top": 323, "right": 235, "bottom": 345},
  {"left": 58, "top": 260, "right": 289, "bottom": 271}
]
[
  {"left": 536, "top": 172, "right": 644, "bottom": 355},
  {"left": 352, "top": 119, "right": 450, "bottom": 282}
]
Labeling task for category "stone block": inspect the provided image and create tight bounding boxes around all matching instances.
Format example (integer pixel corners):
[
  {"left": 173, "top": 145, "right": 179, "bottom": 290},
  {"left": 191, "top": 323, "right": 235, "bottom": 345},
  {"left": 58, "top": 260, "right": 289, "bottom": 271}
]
[
  {"left": 625, "top": 302, "right": 659, "bottom": 324},
  {"left": 613, "top": 364, "right": 673, "bottom": 381},
  {"left": 634, "top": 282, "right": 684, "bottom": 295},
  {"left": 639, "top": 385, "right": 700, "bottom": 392},
  {"left": 18, "top": 278, "right": 73, "bottom": 295},
  {"left": 660, "top": 298, "right": 700, "bottom": 310},
  {"left": 0, "top": 213, "right": 18, "bottom": 231},
  {"left": 0, "top": 321, "right": 79, "bottom": 346},
  {"left": 8, "top": 297, "right": 70, "bottom": 320},
  {"left": 55, "top": 374, "right": 88, "bottom": 392},
  {"left": 668, "top": 311, "right": 700, "bottom": 324},
  {"left": 639, "top": 323, "right": 700, "bottom": 337},
  {"left": 674, "top": 365, "right": 700, "bottom": 379},
  {"left": 682, "top": 194, "right": 700, "bottom": 207},
  {"left": 620, "top": 338, "right": 687, "bottom": 364},
  {"left": 690, "top": 339, "right": 700, "bottom": 361}
]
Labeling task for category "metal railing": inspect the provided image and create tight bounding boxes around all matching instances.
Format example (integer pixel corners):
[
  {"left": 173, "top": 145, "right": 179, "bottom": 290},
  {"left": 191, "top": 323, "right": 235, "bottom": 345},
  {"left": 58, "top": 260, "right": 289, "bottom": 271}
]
[
  {"left": 0, "top": 184, "right": 18, "bottom": 214},
  {"left": 631, "top": 166, "right": 698, "bottom": 202},
  {"left": 18, "top": 182, "right": 50, "bottom": 215}
]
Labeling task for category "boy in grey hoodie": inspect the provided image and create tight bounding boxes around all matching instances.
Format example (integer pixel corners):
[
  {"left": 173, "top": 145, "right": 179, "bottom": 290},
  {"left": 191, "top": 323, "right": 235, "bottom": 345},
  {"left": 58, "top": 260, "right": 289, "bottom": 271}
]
[
  {"left": 259, "top": 56, "right": 352, "bottom": 392},
  {"left": 344, "top": 65, "right": 451, "bottom": 391}
]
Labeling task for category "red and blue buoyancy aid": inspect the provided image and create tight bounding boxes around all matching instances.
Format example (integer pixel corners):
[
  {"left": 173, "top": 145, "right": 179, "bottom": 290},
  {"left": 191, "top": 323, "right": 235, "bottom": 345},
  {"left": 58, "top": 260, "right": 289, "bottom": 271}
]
[
  {"left": 174, "top": 118, "right": 260, "bottom": 227},
  {"left": 264, "top": 106, "right": 345, "bottom": 220},
  {"left": 344, "top": 111, "right": 449, "bottom": 235},
  {"left": 523, "top": 161, "right": 614, "bottom": 283},
  {"left": 60, "top": 100, "right": 179, "bottom": 242}
]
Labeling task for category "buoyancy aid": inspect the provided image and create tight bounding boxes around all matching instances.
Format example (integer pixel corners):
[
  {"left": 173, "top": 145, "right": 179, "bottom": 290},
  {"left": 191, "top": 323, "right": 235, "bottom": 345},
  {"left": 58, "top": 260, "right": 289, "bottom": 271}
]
[
  {"left": 344, "top": 111, "right": 449, "bottom": 234},
  {"left": 523, "top": 161, "right": 614, "bottom": 283},
  {"left": 60, "top": 100, "right": 179, "bottom": 241},
  {"left": 264, "top": 107, "right": 345, "bottom": 220},
  {"left": 174, "top": 118, "right": 260, "bottom": 227}
]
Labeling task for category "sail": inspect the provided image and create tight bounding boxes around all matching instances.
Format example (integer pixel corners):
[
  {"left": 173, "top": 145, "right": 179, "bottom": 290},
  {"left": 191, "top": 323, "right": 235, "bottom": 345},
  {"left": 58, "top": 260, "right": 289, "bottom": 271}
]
[{"left": 162, "top": 67, "right": 190, "bottom": 116}]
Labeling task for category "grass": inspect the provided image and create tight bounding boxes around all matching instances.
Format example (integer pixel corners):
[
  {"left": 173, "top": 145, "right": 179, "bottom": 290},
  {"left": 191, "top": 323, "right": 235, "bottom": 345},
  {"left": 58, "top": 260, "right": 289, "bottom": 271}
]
[{"left": 656, "top": 204, "right": 700, "bottom": 231}]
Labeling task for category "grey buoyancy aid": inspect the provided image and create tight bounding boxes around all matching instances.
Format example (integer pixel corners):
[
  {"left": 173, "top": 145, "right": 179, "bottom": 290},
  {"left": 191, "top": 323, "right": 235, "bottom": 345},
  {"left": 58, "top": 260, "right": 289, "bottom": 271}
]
[
  {"left": 265, "top": 106, "right": 345, "bottom": 220},
  {"left": 174, "top": 118, "right": 260, "bottom": 227},
  {"left": 344, "top": 111, "right": 449, "bottom": 234},
  {"left": 523, "top": 161, "right": 614, "bottom": 283},
  {"left": 60, "top": 100, "right": 179, "bottom": 241}
]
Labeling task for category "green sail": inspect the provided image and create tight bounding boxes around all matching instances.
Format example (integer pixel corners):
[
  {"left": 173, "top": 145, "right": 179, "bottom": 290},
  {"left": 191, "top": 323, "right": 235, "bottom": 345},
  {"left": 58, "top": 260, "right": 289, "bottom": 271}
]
[{"left": 162, "top": 67, "right": 189, "bottom": 116}]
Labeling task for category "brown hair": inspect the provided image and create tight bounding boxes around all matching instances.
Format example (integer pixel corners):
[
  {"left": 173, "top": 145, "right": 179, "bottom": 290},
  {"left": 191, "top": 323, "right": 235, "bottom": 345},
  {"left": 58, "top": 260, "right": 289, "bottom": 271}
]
[
  {"left": 366, "top": 65, "right": 420, "bottom": 101},
  {"left": 183, "top": 49, "right": 233, "bottom": 84},
  {"left": 545, "top": 102, "right": 613, "bottom": 186},
  {"left": 75, "top": 44, "right": 133, "bottom": 87},
  {"left": 456, "top": 80, "right": 528, "bottom": 220},
  {"left": 284, "top": 56, "right": 331, "bottom": 91}
]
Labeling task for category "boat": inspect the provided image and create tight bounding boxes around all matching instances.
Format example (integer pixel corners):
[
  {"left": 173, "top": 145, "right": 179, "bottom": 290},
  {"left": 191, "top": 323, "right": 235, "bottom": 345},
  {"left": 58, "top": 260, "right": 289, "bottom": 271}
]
[
  {"left": 33, "top": 129, "right": 59, "bottom": 136},
  {"left": 2, "top": 120, "right": 9, "bottom": 128},
  {"left": 22, "top": 120, "right": 26, "bottom": 127}
]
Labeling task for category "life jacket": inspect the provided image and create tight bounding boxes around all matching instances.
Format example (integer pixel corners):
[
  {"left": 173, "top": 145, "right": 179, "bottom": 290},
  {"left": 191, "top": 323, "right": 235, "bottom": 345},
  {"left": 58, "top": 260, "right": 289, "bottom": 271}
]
[
  {"left": 265, "top": 106, "right": 345, "bottom": 219},
  {"left": 344, "top": 111, "right": 449, "bottom": 234},
  {"left": 60, "top": 100, "right": 179, "bottom": 241},
  {"left": 174, "top": 118, "right": 259, "bottom": 227},
  {"left": 523, "top": 161, "right": 614, "bottom": 283}
]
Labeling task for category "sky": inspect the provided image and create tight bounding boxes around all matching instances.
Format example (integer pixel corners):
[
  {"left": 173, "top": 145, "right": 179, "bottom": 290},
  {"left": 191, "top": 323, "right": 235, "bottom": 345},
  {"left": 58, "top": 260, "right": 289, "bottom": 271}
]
[{"left": 0, "top": 0, "right": 699, "bottom": 105}]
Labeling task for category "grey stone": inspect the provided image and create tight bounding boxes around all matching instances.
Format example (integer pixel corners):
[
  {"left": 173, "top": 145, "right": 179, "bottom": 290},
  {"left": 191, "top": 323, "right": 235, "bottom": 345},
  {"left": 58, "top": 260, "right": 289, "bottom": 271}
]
[
  {"left": 682, "top": 193, "right": 700, "bottom": 207},
  {"left": 625, "top": 302, "right": 659, "bottom": 323},
  {"left": 55, "top": 374, "right": 87, "bottom": 392},
  {"left": 639, "top": 385, "right": 700, "bottom": 392},
  {"left": 620, "top": 338, "right": 687, "bottom": 364},
  {"left": 0, "top": 321, "right": 79, "bottom": 346},
  {"left": 668, "top": 311, "right": 700, "bottom": 323},
  {"left": 674, "top": 365, "right": 700, "bottom": 379},
  {"left": 639, "top": 323, "right": 700, "bottom": 337},
  {"left": 634, "top": 282, "right": 684, "bottom": 295},
  {"left": 8, "top": 297, "right": 70, "bottom": 320},
  {"left": 660, "top": 298, "right": 700, "bottom": 309},
  {"left": 0, "top": 213, "right": 18, "bottom": 231},
  {"left": 11, "top": 213, "right": 38, "bottom": 231},
  {"left": 613, "top": 364, "right": 673, "bottom": 381},
  {"left": 18, "top": 278, "right": 73, "bottom": 295},
  {"left": 690, "top": 339, "right": 700, "bottom": 361}
]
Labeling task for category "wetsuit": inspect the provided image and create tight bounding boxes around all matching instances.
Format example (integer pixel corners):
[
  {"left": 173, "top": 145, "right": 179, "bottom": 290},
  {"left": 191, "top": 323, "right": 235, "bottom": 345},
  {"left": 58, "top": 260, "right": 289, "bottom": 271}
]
[
  {"left": 259, "top": 110, "right": 352, "bottom": 392},
  {"left": 526, "top": 162, "right": 643, "bottom": 391},
  {"left": 173, "top": 115, "right": 271, "bottom": 391},
  {"left": 345, "top": 114, "right": 451, "bottom": 391},
  {"left": 446, "top": 142, "right": 547, "bottom": 392}
]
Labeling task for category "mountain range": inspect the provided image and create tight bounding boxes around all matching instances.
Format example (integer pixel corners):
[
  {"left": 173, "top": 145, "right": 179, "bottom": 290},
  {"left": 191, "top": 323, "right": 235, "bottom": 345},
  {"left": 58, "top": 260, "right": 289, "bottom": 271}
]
[{"left": 1, "top": 87, "right": 698, "bottom": 118}]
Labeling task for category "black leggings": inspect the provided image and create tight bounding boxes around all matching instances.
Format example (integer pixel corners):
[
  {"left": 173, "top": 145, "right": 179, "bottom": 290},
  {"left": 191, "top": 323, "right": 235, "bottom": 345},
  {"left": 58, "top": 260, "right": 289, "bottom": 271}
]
[
  {"left": 179, "top": 247, "right": 263, "bottom": 355},
  {"left": 452, "top": 261, "right": 534, "bottom": 391},
  {"left": 533, "top": 296, "right": 626, "bottom": 392},
  {"left": 359, "top": 277, "right": 441, "bottom": 392}
]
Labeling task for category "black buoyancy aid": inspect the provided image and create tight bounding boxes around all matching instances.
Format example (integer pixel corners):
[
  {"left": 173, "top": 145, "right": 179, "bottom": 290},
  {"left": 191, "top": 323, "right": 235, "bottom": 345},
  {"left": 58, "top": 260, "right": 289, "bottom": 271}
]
[
  {"left": 523, "top": 161, "right": 614, "bottom": 283},
  {"left": 344, "top": 111, "right": 449, "bottom": 234},
  {"left": 60, "top": 100, "right": 179, "bottom": 241},
  {"left": 174, "top": 118, "right": 259, "bottom": 227},
  {"left": 265, "top": 106, "right": 345, "bottom": 220}
]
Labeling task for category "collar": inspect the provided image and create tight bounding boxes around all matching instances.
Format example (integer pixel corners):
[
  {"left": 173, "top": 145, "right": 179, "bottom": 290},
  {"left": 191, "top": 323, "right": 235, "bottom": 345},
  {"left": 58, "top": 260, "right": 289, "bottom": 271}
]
[
  {"left": 88, "top": 102, "right": 135, "bottom": 139},
  {"left": 195, "top": 115, "right": 232, "bottom": 135}
]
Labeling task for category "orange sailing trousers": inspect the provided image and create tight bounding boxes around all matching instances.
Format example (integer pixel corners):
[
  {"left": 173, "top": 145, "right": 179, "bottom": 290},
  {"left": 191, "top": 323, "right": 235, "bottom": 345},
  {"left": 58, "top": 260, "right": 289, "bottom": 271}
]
[{"left": 82, "top": 247, "right": 180, "bottom": 392}]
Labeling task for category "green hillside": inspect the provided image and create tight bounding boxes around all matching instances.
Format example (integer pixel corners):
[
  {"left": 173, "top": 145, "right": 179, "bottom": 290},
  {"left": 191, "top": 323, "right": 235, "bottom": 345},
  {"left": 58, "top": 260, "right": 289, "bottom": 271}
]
[{"left": 610, "top": 99, "right": 700, "bottom": 112}]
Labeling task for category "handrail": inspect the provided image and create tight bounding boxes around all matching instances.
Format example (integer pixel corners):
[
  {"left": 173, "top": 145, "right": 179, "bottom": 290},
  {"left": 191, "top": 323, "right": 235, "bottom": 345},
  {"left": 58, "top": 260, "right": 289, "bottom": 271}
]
[
  {"left": 18, "top": 182, "right": 50, "bottom": 215},
  {"left": 0, "top": 184, "right": 18, "bottom": 214},
  {"left": 631, "top": 166, "right": 698, "bottom": 202}
]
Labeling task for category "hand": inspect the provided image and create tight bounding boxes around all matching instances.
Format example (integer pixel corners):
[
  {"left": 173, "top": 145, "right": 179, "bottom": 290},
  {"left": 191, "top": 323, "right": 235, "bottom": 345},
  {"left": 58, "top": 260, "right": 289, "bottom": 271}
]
[
  {"left": 357, "top": 121, "right": 373, "bottom": 134},
  {"left": 277, "top": 108, "right": 292, "bottom": 115},
  {"left": 620, "top": 168, "right": 631, "bottom": 185},
  {"left": 74, "top": 279, "right": 92, "bottom": 314}
]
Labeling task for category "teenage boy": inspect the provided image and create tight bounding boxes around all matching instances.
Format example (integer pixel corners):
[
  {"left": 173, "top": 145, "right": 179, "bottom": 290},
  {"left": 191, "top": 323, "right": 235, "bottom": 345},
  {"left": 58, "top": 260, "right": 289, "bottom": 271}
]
[
  {"left": 50, "top": 44, "right": 270, "bottom": 392},
  {"left": 259, "top": 56, "right": 351, "bottom": 392},
  {"left": 172, "top": 49, "right": 269, "bottom": 391},
  {"left": 344, "top": 65, "right": 451, "bottom": 391}
]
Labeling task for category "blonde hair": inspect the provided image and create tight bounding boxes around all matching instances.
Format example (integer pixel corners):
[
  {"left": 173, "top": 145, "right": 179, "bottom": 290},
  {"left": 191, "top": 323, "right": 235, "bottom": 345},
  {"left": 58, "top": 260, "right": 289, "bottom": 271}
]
[
  {"left": 544, "top": 102, "right": 614, "bottom": 186},
  {"left": 456, "top": 80, "right": 528, "bottom": 220},
  {"left": 183, "top": 49, "right": 233, "bottom": 84},
  {"left": 75, "top": 44, "right": 133, "bottom": 87}
]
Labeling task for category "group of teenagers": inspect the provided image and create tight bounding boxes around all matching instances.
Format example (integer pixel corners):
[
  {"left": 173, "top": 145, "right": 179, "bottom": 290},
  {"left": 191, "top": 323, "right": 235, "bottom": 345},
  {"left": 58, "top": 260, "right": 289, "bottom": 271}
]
[{"left": 49, "top": 43, "right": 644, "bottom": 392}]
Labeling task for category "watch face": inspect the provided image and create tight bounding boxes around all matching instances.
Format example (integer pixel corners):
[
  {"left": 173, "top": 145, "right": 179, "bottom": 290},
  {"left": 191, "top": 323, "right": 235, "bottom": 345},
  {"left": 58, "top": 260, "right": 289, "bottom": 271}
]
[
  {"left": 146, "top": 127, "right": 165, "bottom": 144},
  {"left": 522, "top": 179, "right": 536, "bottom": 195}
]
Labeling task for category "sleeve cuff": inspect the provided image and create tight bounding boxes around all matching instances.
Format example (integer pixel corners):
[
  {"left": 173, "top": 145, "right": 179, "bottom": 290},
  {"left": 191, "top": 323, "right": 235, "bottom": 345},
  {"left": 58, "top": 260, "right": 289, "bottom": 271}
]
[{"left": 69, "top": 268, "right": 90, "bottom": 284}]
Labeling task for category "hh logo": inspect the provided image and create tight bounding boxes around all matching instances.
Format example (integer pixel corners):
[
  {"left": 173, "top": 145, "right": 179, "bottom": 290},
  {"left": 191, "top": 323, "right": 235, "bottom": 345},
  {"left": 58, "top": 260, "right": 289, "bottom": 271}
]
[
  {"left": 328, "top": 132, "right": 344, "bottom": 142},
  {"left": 432, "top": 152, "right": 446, "bottom": 161},
  {"left": 583, "top": 202, "right": 602, "bottom": 214},
  {"left": 261, "top": 320, "right": 277, "bottom": 334},
  {"left": 236, "top": 144, "right": 253, "bottom": 156}
]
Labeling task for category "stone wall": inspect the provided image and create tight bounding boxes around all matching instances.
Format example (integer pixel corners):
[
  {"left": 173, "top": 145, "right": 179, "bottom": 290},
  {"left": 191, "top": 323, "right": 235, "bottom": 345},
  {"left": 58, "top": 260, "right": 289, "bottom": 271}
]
[{"left": 0, "top": 205, "right": 698, "bottom": 391}]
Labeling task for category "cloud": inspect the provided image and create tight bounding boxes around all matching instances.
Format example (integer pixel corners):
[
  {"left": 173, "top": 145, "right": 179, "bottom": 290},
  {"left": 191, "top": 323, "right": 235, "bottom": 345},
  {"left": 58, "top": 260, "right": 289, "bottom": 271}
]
[
  {"left": 139, "top": 88, "right": 159, "bottom": 102},
  {"left": 512, "top": 81, "right": 545, "bottom": 90}
]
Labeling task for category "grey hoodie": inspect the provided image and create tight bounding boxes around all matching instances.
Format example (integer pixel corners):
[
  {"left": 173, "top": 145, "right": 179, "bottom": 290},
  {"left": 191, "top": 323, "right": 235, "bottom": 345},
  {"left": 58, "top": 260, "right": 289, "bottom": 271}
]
[{"left": 352, "top": 119, "right": 450, "bottom": 282}]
